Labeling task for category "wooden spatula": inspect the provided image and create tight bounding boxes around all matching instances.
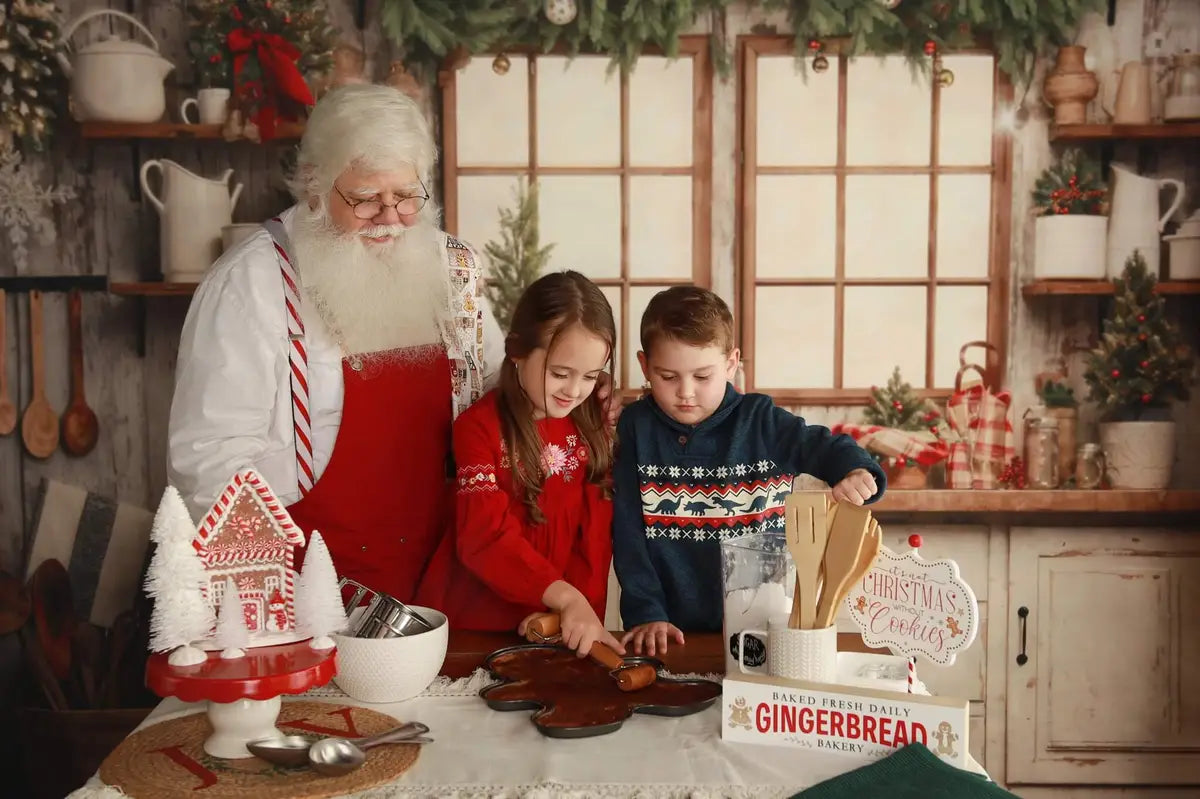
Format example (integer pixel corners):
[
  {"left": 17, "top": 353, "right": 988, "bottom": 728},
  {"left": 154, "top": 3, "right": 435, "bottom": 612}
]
[
  {"left": 814, "top": 503, "right": 872, "bottom": 629},
  {"left": 785, "top": 492, "right": 827, "bottom": 630},
  {"left": 0, "top": 289, "right": 16, "bottom": 435},
  {"left": 846, "top": 519, "right": 883, "bottom": 590},
  {"left": 21, "top": 291, "right": 59, "bottom": 458}
]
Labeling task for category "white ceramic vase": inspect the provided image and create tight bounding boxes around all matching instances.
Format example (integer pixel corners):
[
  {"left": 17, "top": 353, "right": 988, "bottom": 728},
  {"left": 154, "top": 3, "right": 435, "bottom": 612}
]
[
  {"left": 1033, "top": 215, "right": 1108, "bottom": 279},
  {"left": 1099, "top": 420, "right": 1176, "bottom": 489}
]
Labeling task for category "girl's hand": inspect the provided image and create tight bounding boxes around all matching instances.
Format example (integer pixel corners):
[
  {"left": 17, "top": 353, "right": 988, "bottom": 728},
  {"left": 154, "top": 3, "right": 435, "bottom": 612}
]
[
  {"left": 620, "top": 621, "right": 685, "bottom": 657},
  {"left": 832, "top": 468, "right": 877, "bottom": 505},
  {"left": 560, "top": 595, "right": 624, "bottom": 657}
]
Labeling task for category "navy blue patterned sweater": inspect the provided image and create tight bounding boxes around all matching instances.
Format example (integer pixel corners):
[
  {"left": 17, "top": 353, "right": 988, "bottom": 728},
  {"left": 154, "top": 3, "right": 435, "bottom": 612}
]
[{"left": 612, "top": 384, "right": 887, "bottom": 633}]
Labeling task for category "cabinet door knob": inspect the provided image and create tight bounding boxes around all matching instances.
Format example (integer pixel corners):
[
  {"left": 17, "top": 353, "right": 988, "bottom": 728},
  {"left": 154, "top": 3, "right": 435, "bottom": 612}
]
[{"left": 1016, "top": 605, "right": 1029, "bottom": 666}]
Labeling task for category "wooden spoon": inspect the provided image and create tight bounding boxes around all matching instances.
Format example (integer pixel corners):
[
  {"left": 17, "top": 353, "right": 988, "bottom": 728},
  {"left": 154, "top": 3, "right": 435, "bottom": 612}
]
[
  {"left": 21, "top": 290, "right": 59, "bottom": 458},
  {"left": 0, "top": 289, "right": 15, "bottom": 435},
  {"left": 61, "top": 289, "right": 98, "bottom": 456},
  {"left": 29, "top": 558, "right": 76, "bottom": 681},
  {"left": 814, "top": 503, "right": 872, "bottom": 629}
]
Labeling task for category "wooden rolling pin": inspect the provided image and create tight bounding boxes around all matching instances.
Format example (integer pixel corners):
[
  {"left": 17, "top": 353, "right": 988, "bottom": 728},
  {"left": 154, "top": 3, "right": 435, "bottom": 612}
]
[{"left": 524, "top": 613, "right": 657, "bottom": 692}]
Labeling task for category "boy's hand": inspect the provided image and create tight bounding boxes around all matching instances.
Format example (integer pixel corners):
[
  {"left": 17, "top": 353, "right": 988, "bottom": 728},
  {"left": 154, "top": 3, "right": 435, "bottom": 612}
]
[
  {"left": 620, "top": 621, "right": 685, "bottom": 657},
  {"left": 832, "top": 468, "right": 878, "bottom": 505},
  {"left": 560, "top": 594, "right": 625, "bottom": 658}
]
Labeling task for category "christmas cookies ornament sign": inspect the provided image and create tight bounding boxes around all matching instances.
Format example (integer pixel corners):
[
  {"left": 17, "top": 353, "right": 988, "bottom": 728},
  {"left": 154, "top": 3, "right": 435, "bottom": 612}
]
[{"left": 845, "top": 545, "right": 978, "bottom": 667}]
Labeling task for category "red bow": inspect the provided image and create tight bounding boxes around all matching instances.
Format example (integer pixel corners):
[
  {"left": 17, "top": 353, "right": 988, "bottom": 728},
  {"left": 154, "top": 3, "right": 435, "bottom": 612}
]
[{"left": 227, "top": 28, "right": 314, "bottom": 139}]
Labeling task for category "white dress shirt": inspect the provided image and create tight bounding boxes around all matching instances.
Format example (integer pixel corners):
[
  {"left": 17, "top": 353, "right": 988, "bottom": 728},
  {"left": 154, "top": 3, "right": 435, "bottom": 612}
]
[{"left": 167, "top": 205, "right": 505, "bottom": 521}]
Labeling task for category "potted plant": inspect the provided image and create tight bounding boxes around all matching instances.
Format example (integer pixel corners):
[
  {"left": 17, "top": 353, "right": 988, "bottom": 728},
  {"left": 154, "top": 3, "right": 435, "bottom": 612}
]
[
  {"left": 1083, "top": 251, "right": 1196, "bottom": 488},
  {"left": 1032, "top": 148, "right": 1109, "bottom": 280},
  {"left": 860, "top": 367, "right": 944, "bottom": 489}
]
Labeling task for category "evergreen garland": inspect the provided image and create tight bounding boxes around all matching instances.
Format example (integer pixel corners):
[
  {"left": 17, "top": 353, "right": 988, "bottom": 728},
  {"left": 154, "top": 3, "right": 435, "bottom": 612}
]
[
  {"left": 1083, "top": 252, "right": 1196, "bottom": 421},
  {"left": 0, "top": 0, "right": 65, "bottom": 151},
  {"left": 484, "top": 180, "right": 555, "bottom": 332},
  {"left": 377, "top": 0, "right": 1101, "bottom": 84}
]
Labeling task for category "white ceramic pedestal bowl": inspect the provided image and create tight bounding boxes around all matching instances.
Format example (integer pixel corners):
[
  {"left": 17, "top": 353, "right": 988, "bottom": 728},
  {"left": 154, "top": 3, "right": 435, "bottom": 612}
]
[
  {"left": 331, "top": 606, "right": 449, "bottom": 703},
  {"left": 205, "top": 696, "right": 283, "bottom": 758}
]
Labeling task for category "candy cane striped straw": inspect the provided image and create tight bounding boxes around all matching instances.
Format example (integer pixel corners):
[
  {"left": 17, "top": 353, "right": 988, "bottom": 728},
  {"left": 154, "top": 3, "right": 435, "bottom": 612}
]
[{"left": 907, "top": 534, "right": 923, "bottom": 694}]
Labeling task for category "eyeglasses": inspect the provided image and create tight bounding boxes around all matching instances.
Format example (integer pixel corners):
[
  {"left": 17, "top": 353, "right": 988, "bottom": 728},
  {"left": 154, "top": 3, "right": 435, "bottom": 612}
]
[{"left": 333, "top": 180, "right": 429, "bottom": 219}]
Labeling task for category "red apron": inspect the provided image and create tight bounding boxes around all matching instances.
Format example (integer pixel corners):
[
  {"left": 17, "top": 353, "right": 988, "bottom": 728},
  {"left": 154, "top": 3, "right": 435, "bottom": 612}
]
[{"left": 287, "top": 352, "right": 453, "bottom": 602}]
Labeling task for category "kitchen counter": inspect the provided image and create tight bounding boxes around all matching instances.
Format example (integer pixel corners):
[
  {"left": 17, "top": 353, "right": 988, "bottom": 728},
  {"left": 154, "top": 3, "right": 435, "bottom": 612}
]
[{"left": 871, "top": 488, "right": 1200, "bottom": 525}]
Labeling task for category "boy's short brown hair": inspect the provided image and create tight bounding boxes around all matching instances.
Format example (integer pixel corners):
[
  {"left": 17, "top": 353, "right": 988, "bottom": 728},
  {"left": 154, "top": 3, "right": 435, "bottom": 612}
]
[{"left": 639, "top": 286, "right": 736, "bottom": 358}]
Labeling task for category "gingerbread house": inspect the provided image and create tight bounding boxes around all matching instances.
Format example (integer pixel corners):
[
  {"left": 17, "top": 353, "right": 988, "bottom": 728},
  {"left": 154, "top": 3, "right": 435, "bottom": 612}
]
[{"left": 194, "top": 470, "right": 305, "bottom": 635}]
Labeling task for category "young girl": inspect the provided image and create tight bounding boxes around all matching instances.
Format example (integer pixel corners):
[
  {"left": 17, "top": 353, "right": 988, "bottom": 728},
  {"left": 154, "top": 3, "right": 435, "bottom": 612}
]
[{"left": 416, "top": 271, "right": 622, "bottom": 657}]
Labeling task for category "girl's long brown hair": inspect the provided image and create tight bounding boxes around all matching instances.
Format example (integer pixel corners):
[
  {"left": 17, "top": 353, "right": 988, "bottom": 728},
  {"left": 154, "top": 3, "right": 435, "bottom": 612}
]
[{"left": 497, "top": 270, "right": 615, "bottom": 523}]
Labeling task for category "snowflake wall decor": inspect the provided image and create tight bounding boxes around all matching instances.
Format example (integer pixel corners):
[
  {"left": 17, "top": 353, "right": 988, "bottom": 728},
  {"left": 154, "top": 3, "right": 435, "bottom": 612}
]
[{"left": 0, "top": 145, "right": 74, "bottom": 269}]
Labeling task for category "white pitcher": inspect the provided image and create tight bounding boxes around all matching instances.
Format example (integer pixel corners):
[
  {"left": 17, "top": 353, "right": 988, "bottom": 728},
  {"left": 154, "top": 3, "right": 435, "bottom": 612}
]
[
  {"left": 1106, "top": 163, "right": 1185, "bottom": 278},
  {"left": 140, "top": 160, "right": 243, "bottom": 283}
]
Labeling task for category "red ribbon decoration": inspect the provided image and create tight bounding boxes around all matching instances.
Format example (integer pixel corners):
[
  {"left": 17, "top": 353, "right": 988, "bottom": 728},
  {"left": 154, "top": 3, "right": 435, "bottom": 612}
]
[{"left": 227, "top": 28, "right": 314, "bottom": 139}]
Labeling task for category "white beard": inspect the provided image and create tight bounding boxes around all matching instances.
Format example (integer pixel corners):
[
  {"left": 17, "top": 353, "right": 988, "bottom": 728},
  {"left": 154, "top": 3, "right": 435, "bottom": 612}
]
[{"left": 291, "top": 206, "right": 448, "bottom": 359}]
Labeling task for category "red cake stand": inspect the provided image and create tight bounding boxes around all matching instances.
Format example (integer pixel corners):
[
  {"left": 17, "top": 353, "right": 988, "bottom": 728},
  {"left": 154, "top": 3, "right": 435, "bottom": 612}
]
[{"left": 147, "top": 641, "right": 337, "bottom": 759}]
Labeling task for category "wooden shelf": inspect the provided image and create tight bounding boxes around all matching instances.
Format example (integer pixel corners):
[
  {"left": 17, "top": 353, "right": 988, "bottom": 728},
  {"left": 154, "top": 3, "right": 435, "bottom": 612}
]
[
  {"left": 874, "top": 489, "right": 1200, "bottom": 514},
  {"left": 109, "top": 282, "right": 198, "bottom": 297},
  {"left": 1022, "top": 279, "right": 1200, "bottom": 297},
  {"left": 79, "top": 121, "right": 305, "bottom": 141},
  {"left": 1049, "top": 122, "right": 1200, "bottom": 142}
]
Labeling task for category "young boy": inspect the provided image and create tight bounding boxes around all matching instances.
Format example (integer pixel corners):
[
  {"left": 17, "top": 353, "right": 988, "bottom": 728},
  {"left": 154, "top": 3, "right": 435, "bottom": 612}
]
[{"left": 612, "top": 286, "right": 886, "bottom": 656}]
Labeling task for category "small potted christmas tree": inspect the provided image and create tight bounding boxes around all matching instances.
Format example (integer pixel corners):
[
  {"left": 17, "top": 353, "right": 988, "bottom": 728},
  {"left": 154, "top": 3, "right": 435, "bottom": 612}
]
[
  {"left": 1032, "top": 148, "right": 1108, "bottom": 281},
  {"left": 861, "top": 367, "right": 945, "bottom": 489},
  {"left": 1083, "top": 251, "right": 1196, "bottom": 488}
]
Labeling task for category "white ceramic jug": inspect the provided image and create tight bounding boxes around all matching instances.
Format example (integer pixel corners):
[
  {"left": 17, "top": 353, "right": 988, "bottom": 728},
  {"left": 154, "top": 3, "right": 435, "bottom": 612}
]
[
  {"left": 140, "top": 160, "right": 243, "bottom": 282},
  {"left": 1106, "top": 163, "right": 1185, "bottom": 278}
]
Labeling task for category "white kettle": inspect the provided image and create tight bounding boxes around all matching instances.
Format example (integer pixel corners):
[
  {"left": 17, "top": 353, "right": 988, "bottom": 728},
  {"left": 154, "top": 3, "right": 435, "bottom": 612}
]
[
  {"left": 140, "top": 160, "right": 244, "bottom": 283},
  {"left": 58, "top": 10, "right": 174, "bottom": 123}
]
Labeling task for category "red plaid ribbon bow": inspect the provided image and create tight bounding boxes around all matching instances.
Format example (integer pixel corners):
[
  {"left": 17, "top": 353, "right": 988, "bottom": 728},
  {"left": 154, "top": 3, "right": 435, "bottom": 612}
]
[{"left": 945, "top": 361, "right": 1014, "bottom": 490}]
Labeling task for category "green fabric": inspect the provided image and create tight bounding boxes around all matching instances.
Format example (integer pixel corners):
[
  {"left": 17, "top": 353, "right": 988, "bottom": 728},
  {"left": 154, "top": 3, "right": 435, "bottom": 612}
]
[{"left": 791, "top": 744, "right": 1023, "bottom": 799}]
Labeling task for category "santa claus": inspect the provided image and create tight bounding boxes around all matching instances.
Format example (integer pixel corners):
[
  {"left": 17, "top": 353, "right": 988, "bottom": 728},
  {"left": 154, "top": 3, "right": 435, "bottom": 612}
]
[{"left": 168, "top": 84, "right": 532, "bottom": 602}]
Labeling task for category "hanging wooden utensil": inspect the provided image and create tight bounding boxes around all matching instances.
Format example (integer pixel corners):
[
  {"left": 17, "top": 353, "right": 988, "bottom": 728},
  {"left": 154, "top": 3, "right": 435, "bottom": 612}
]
[
  {"left": 785, "top": 492, "right": 827, "bottom": 630},
  {"left": 61, "top": 289, "right": 98, "bottom": 456},
  {"left": 0, "top": 289, "right": 15, "bottom": 435},
  {"left": 814, "top": 503, "right": 872, "bottom": 629},
  {"left": 21, "top": 290, "right": 59, "bottom": 458},
  {"left": 524, "top": 612, "right": 657, "bottom": 691}
]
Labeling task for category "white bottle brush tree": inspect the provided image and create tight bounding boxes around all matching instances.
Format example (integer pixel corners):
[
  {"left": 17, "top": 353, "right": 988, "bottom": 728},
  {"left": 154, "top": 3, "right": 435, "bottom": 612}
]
[
  {"left": 145, "top": 487, "right": 216, "bottom": 666},
  {"left": 295, "top": 530, "right": 348, "bottom": 650},
  {"left": 214, "top": 576, "right": 250, "bottom": 659}
]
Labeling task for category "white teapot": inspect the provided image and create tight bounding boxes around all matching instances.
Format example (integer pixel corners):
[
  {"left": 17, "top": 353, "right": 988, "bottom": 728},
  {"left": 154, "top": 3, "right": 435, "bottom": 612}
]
[{"left": 58, "top": 10, "right": 174, "bottom": 123}]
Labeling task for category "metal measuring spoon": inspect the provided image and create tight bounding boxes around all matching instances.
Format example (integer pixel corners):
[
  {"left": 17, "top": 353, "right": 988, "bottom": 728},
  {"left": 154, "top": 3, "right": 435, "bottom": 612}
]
[
  {"left": 308, "top": 721, "right": 432, "bottom": 777},
  {"left": 248, "top": 721, "right": 430, "bottom": 771}
]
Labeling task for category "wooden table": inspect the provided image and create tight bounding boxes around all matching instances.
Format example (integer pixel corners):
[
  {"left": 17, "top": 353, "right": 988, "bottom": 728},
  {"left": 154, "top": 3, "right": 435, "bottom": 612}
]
[{"left": 441, "top": 630, "right": 880, "bottom": 678}]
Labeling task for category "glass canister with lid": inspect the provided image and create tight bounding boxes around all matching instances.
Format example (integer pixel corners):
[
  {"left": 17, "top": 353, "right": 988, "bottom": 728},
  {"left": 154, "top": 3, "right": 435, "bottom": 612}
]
[{"left": 1024, "top": 415, "right": 1060, "bottom": 489}]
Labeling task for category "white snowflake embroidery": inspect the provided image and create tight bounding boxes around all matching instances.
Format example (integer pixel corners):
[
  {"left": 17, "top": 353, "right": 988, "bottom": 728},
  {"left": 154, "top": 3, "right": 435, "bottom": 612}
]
[
  {"left": 646, "top": 465, "right": 659, "bottom": 477},
  {"left": 735, "top": 464, "right": 748, "bottom": 476},
  {"left": 716, "top": 466, "right": 729, "bottom": 478},
  {"left": 691, "top": 466, "right": 705, "bottom": 478},
  {"left": 0, "top": 147, "right": 76, "bottom": 270},
  {"left": 668, "top": 466, "right": 682, "bottom": 478}
]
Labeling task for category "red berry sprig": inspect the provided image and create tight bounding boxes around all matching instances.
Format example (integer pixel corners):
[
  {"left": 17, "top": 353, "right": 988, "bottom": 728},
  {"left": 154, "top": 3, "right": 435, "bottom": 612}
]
[{"left": 998, "top": 456, "right": 1026, "bottom": 489}]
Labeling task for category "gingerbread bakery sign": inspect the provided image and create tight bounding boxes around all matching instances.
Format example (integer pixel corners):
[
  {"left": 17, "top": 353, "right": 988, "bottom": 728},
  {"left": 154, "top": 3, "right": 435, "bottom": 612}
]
[
  {"left": 845, "top": 544, "right": 979, "bottom": 666},
  {"left": 722, "top": 674, "right": 970, "bottom": 768}
]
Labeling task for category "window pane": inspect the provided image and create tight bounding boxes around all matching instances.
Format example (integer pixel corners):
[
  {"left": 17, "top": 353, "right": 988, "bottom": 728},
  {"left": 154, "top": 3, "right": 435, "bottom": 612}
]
[
  {"left": 600, "top": 285, "right": 623, "bottom": 386},
  {"left": 757, "top": 55, "right": 838, "bottom": 166},
  {"left": 937, "top": 174, "right": 992, "bottom": 279},
  {"left": 938, "top": 55, "right": 995, "bottom": 167},
  {"left": 538, "top": 176, "right": 621, "bottom": 279},
  {"left": 756, "top": 175, "right": 836, "bottom": 279},
  {"left": 456, "top": 175, "right": 524, "bottom": 258},
  {"left": 934, "top": 286, "right": 988, "bottom": 387},
  {"left": 629, "top": 56, "right": 693, "bottom": 167},
  {"left": 844, "top": 175, "right": 929, "bottom": 279},
  {"left": 537, "top": 56, "right": 620, "bottom": 167},
  {"left": 629, "top": 176, "right": 692, "bottom": 280},
  {"left": 754, "top": 286, "right": 834, "bottom": 388},
  {"left": 629, "top": 286, "right": 672, "bottom": 388},
  {"left": 846, "top": 56, "right": 931, "bottom": 166},
  {"left": 843, "top": 286, "right": 926, "bottom": 388},
  {"left": 457, "top": 56, "right": 529, "bottom": 167}
]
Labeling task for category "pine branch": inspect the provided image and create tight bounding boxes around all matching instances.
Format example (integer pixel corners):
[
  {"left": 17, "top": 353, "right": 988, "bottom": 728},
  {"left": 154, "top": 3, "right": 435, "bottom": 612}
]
[{"left": 483, "top": 180, "right": 555, "bottom": 331}]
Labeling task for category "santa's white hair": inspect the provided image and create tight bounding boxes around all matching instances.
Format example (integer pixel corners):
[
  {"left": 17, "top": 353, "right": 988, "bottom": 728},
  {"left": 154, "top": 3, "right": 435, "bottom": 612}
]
[{"left": 288, "top": 84, "right": 436, "bottom": 213}]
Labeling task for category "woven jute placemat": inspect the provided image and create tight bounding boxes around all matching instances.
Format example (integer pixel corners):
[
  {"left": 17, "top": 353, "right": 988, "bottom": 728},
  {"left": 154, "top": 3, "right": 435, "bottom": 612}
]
[{"left": 98, "top": 701, "right": 419, "bottom": 798}]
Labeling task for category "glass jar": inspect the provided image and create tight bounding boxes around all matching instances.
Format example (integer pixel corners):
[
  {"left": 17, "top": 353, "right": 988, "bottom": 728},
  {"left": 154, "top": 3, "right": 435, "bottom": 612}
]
[
  {"left": 1075, "top": 443, "right": 1106, "bottom": 489},
  {"left": 1025, "top": 416, "right": 1060, "bottom": 489}
]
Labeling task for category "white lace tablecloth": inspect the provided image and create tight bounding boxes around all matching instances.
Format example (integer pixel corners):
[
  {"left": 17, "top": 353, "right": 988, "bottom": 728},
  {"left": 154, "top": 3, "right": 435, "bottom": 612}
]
[{"left": 69, "top": 666, "right": 987, "bottom": 799}]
